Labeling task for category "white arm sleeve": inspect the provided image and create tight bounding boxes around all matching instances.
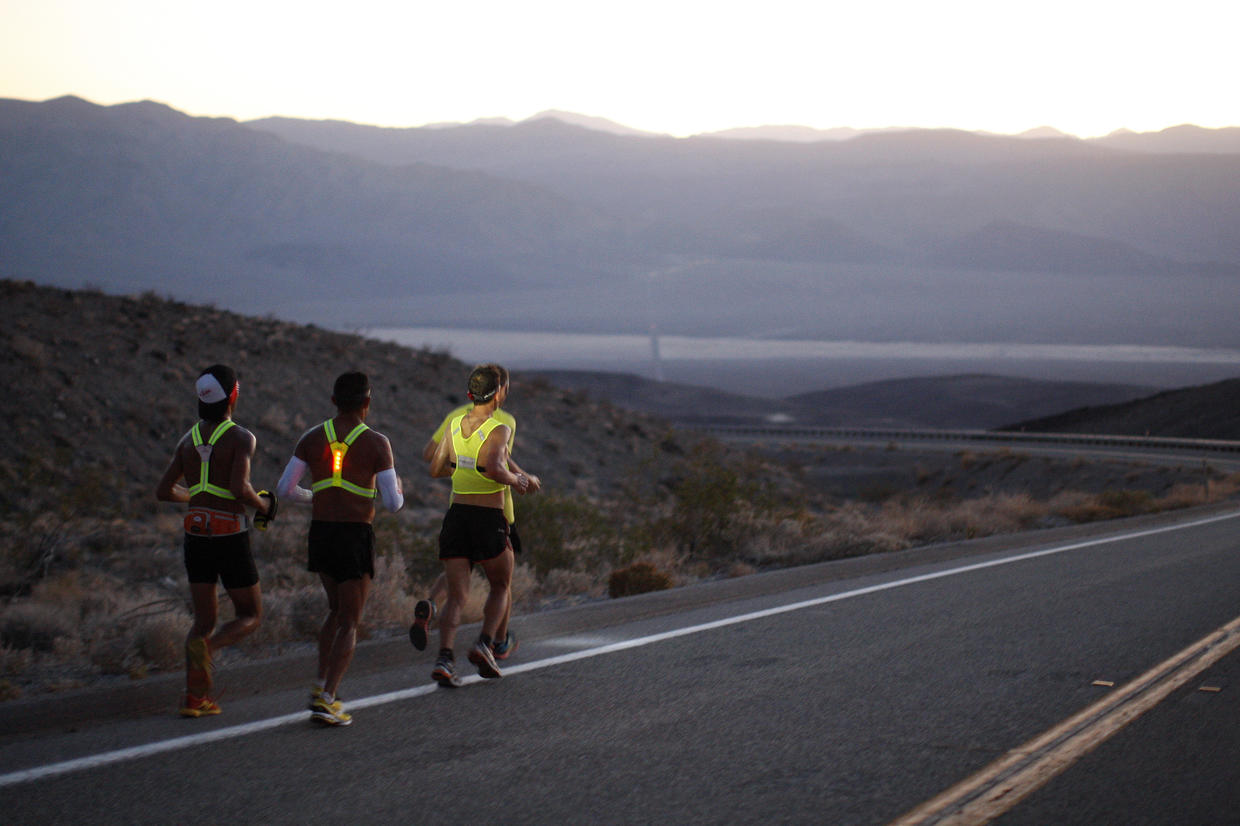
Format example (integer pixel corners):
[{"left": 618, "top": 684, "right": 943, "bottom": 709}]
[
  {"left": 377, "top": 467, "right": 404, "bottom": 512},
  {"left": 276, "top": 457, "right": 314, "bottom": 505}
]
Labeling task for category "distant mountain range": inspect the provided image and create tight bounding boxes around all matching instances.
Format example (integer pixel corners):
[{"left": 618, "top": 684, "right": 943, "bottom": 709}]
[
  {"left": 402, "top": 108, "right": 1240, "bottom": 152},
  {"left": 3, "top": 96, "right": 1239, "bottom": 354},
  {"left": 529, "top": 369, "right": 1158, "bottom": 430}
]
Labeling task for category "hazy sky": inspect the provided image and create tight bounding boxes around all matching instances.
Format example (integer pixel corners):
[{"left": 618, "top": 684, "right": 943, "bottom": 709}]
[{"left": 2, "top": 0, "right": 1235, "bottom": 137}]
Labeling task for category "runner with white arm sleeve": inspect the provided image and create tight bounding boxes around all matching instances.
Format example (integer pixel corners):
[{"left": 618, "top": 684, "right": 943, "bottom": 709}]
[{"left": 276, "top": 371, "right": 403, "bottom": 726}]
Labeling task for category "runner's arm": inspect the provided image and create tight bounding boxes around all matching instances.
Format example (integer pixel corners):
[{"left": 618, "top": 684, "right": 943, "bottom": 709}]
[
  {"left": 421, "top": 436, "right": 439, "bottom": 463},
  {"left": 377, "top": 468, "right": 404, "bottom": 512},
  {"left": 156, "top": 448, "right": 190, "bottom": 503},
  {"left": 373, "top": 434, "right": 403, "bottom": 512},
  {"left": 429, "top": 432, "right": 454, "bottom": 478},
  {"left": 506, "top": 455, "right": 541, "bottom": 494},
  {"left": 276, "top": 456, "right": 314, "bottom": 505},
  {"left": 480, "top": 427, "right": 532, "bottom": 493},
  {"left": 229, "top": 429, "right": 269, "bottom": 512}
]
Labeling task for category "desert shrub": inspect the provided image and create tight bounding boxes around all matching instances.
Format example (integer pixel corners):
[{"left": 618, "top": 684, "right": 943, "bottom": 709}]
[
  {"left": 366, "top": 551, "right": 416, "bottom": 631},
  {"left": 1057, "top": 489, "right": 1154, "bottom": 522},
  {"left": 399, "top": 524, "right": 443, "bottom": 585},
  {"left": 510, "top": 563, "right": 537, "bottom": 609},
  {"left": 90, "top": 637, "right": 135, "bottom": 676},
  {"left": 827, "top": 501, "right": 911, "bottom": 553},
  {"left": 1055, "top": 488, "right": 1154, "bottom": 523},
  {"left": 859, "top": 482, "right": 903, "bottom": 503},
  {"left": 608, "top": 562, "right": 674, "bottom": 598},
  {"left": 515, "top": 494, "right": 617, "bottom": 575},
  {"left": 1098, "top": 489, "right": 1154, "bottom": 515},
  {"left": 941, "top": 493, "right": 1045, "bottom": 539},
  {"left": 657, "top": 449, "right": 779, "bottom": 561},
  {"left": 0, "top": 643, "right": 32, "bottom": 678},
  {"left": 0, "top": 600, "right": 75, "bottom": 652},
  {"left": 530, "top": 568, "right": 600, "bottom": 606},
  {"left": 1154, "top": 483, "right": 1210, "bottom": 511},
  {"left": 133, "top": 614, "right": 184, "bottom": 671}
]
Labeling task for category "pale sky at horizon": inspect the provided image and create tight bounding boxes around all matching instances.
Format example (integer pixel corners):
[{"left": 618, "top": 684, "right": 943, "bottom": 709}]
[{"left": 2, "top": 0, "right": 1236, "bottom": 138}]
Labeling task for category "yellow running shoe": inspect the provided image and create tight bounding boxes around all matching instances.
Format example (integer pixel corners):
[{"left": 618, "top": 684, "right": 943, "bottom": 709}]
[
  {"left": 308, "top": 683, "right": 327, "bottom": 710},
  {"left": 180, "top": 693, "right": 221, "bottom": 718},
  {"left": 310, "top": 696, "right": 352, "bottom": 726}
]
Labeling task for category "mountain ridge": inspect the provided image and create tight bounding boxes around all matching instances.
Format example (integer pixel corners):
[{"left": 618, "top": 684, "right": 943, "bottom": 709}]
[
  {"left": 528, "top": 369, "right": 1161, "bottom": 430},
  {"left": 4, "top": 96, "right": 1239, "bottom": 355}
]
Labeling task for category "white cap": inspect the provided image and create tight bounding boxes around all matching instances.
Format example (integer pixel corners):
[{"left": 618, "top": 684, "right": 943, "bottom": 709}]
[{"left": 196, "top": 373, "right": 228, "bottom": 403}]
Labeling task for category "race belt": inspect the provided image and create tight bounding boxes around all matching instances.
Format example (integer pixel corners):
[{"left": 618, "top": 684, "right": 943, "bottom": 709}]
[{"left": 185, "top": 507, "right": 247, "bottom": 536}]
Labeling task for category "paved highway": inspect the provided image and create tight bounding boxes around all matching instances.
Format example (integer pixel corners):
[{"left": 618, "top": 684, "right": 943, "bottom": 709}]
[{"left": 2, "top": 505, "right": 1237, "bottom": 824}]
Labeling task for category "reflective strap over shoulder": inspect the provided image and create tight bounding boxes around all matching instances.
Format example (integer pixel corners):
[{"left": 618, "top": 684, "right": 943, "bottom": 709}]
[
  {"left": 188, "top": 420, "right": 237, "bottom": 499},
  {"left": 310, "top": 420, "right": 377, "bottom": 498}
]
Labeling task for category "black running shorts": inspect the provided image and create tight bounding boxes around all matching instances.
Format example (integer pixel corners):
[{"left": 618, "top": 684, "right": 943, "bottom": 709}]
[
  {"left": 439, "top": 504, "right": 510, "bottom": 563},
  {"left": 184, "top": 532, "right": 259, "bottom": 589},
  {"left": 308, "top": 521, "right": 376, "bottom": 582}
]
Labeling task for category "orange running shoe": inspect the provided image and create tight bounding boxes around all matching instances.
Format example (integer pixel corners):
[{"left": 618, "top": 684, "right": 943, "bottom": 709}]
[{"left": 180, "top": 693, "right": 221, "bottom": 718}]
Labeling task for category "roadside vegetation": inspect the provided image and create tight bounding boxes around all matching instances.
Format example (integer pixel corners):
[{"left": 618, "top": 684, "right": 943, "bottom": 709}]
[{"left": 2, "top": 437, "right": 1236, "bottom": 702}]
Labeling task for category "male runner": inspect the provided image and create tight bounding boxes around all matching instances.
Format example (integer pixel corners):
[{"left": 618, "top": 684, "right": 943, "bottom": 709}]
[
  {"left": 156, "top": 364, "right": 275, "bottom": 717},
  {"left": 276, "top": 371, "right": 403, "bottom": 726},
  {"left": 411, "top": 365, "right": 536, "bottom": 659}
]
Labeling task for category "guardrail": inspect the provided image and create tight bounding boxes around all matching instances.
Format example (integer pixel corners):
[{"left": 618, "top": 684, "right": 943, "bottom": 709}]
[{"left": 681, "top": 424, "right": 1240, "bottom": 454}]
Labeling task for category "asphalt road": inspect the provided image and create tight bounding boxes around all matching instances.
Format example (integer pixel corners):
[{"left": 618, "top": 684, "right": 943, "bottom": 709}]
[{"left": 2, "top": 507, "right": 1238, "bottom": 825}]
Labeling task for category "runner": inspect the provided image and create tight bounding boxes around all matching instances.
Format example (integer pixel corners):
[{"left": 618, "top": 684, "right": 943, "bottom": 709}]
[
  {"left": 276, "top": 371, "right": 404, "bottom": 726},
  {"left": 411, "top": 364, "right": 537, "bottom": 660},
  {"left": 428, "top": 364, "right": 539, "bottom": 685},
  {"left": 156, "top": 365, "right": 275, "bottom": 718}
]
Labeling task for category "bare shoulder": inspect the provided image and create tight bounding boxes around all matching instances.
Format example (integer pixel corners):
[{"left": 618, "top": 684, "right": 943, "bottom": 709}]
[
  {"left": 293, "top": 423, "right": 326, "bottom": 457},
  {"left": 224, "top": 423, "right": 257, "bottom": 451},
  {"left": 364, "top": 428, "right": 395, "bottom": 468},
  {"left": 366, "top": 428, "right": 394, "bottom": 451}
]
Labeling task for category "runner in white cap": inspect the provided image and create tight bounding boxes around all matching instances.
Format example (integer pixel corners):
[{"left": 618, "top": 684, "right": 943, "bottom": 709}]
[{"left": 156, "top": 364, "right": 275, "bottom": 717}]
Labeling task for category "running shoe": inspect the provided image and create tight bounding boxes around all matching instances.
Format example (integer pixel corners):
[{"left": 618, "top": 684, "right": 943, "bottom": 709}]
[
  {"left": 308, "top": 683, "right": 327, "bottom": 710},
  {"left": 432, "top": 652, "right": 460, "bottom": 687},
  {"left": 409, "top": 599, "right": 436, "bottom": 651},
  {"left": 179, "top": 693, "right": 221, "bottom": 718},
  {"left": 491, "top": 632, "right": 519, "bottom": 661},
  {"left": 310, "top": 696, "right": 352, "bottom": 726},
  {"left": 468, "top": 637, "right": 503, "bottom": 679}
]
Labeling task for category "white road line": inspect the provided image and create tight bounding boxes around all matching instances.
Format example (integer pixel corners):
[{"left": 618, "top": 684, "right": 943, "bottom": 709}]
[{"left": 4, "top": 510, "right": 1238, "bottom": 789}]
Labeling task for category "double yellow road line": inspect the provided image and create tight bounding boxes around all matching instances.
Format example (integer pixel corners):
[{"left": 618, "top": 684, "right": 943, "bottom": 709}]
[{"left": 893, "top": 614, "right": 1240, "bottom": 825}]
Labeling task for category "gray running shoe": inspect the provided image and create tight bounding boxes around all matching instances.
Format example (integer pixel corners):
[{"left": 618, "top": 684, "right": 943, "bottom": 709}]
[
  {"left": 468, "top": 638, "right": 503, "bottom": 679},
  {"left": 432, "top": 652, "right": 461, "bottom": 687}
]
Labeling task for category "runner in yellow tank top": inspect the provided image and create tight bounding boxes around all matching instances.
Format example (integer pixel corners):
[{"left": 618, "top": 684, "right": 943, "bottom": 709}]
[
  {"left": 412, "top": 364, "right": 536, "bottom": 657},
  {"left": 427, "top": 364, "right": 540, "bottom": 685}
]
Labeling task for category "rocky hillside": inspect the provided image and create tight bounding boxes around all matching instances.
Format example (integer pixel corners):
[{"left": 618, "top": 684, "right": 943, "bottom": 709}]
[{"left": 0, "top": 280, "right": 678, "bottom": 524}]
